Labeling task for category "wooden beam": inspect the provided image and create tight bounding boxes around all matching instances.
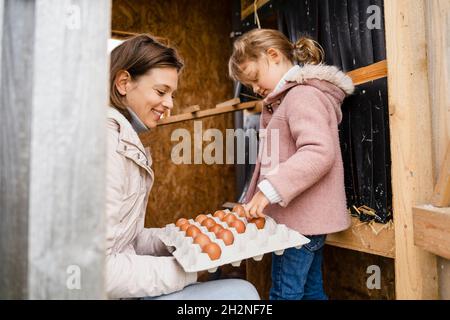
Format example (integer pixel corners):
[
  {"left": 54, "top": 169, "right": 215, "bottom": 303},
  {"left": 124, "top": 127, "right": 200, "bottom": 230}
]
[
  {"left": 215, "top": 97, "right": 241, "bottom": 108},
  {"left": 241, "top": 0, "right": 270, "bottom": 21},
  {"left": 384, "top": 0, "right": 438, "bottom": 299},
  {"left": 432, "top": 144, "right": 450, "bottom": 207},
  {"left": 1, "top": 0, "right": 109, "bottom": 299},
  {"left": 347, "top": 60, "right": 388, "bottom": 86},
  {"left": 425, "top": 1, "right": 450, "bottom": 192},
  {"left": 157, "top": 101, "right": 260, "bottom": 126},
  {"left": 181, "top": 105, "right": 201, "bottom": 114},
  {"left": 326, "top": 217, "right": 395, "bottom": 258},
  {"left": 413, "top": 205, "right": 450, "bottom": 259}
]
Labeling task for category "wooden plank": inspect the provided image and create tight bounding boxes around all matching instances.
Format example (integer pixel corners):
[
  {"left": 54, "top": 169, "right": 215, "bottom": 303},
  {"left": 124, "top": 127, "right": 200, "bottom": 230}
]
[
  {"left": 425, "top": 1, "right": 450, "bottom": 189},
  {"left": 181, "top": 105, "right": 201, "bottom": 114},
  {"left": 326, "top": 217, "right": 395, "bottom": 258},
  {"left": 413, "top": 205, "right": 450, "bottom": 259},
  {"left": 215, "top": 97, "right": 241, "bottom": 108},
  {"left": 241, "top": 0, "right": 270, "bottom": 20},
  {"left": 384, "top": 0, "right": 438, "bottom": 299},
  {"left": 1, "top": 0, "right": 109, "bottom": 299},
  {"left": 432, "top": 144, "right": 450, "bottom": 207},
  {"left": 347, "top": 60, "right": 387, "bottom": 86},
  {"left": 157, "top": 101, "right": 260, "bottom": 126}
]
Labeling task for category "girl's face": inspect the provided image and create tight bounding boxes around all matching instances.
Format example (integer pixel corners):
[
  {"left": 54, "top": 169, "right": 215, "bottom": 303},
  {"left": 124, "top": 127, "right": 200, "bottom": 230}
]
[
  {"left": 240, "top": 49, "right": 293, "bottom": 98},
  {"left": 122, "top": 67, "right": 178, "bottom": 128}
]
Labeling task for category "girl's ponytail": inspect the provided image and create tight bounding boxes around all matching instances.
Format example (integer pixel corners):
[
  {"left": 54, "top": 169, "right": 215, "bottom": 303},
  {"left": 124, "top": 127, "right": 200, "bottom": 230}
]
[{"left": 292, "top": 37, "right": 324, "bottom": 65}]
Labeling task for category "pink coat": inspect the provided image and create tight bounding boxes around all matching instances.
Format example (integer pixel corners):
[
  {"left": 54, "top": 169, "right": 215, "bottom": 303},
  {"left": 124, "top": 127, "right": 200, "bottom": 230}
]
[{"left": 245, "top": 64, "right": 355, "bottom": 236}]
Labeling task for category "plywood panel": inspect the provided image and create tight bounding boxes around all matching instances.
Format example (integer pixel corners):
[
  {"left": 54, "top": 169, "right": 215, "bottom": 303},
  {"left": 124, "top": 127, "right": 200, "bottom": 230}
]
[
  {"left": 112, "top": 0, "right": 236, "bottom": 227},
  {"left": 323, "top": 246, "right": 396, "bottom": 300}
]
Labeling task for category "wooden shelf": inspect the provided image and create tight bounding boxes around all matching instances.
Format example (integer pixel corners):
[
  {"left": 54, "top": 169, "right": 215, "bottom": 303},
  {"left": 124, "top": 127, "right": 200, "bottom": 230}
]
[
  {"left": 326, "top": 217, "right": 395, "bottom": 258},
  {"left": 347, "top": 60, "right": 388, "bottom": 86},
  {"left": 157, "top": 100, "right": 262, "bottom": 126},
  {"left": 413, "top": 205, "right": 450, "bottom": 259}
]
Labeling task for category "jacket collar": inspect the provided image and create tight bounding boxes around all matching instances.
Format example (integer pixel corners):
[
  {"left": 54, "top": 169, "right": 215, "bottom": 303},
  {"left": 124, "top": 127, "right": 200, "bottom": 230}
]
[
  {"left": 107, "top": 107, "right": 153, "bottom": 176},
  {"left": 264, "top": 64, "right": 355, "bottom": 107}
]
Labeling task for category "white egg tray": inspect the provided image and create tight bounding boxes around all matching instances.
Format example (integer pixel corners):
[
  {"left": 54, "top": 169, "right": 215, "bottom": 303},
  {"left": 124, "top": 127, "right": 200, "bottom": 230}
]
[{"left": 158, "top": 211, "right": 311, "bottom": 273}]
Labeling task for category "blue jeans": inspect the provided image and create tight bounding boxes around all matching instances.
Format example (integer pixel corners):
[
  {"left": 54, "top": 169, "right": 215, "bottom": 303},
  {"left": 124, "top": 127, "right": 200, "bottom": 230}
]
[
  {"left": 144, "top": 279, "right": 260, "bottom": 300},
  {"left": 270, "top": 234, "right": 328, "bottom": 300}
]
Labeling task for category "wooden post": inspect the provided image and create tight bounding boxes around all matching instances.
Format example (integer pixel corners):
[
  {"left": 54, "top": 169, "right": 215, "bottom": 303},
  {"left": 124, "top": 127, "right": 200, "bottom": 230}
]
[
  {"left": 0, "top": 0, "right": 110, "bottom": 299},
  {"left": 425, "top": 1, "right": 450, "bottom": 183},
  {"left": 384, "top": 0, "right": 438, "bottom": 299}
]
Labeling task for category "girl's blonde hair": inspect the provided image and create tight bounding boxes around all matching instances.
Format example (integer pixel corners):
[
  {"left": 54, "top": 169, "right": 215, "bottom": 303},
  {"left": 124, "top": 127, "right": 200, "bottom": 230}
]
[{"left": 229, "top": 29, "right": 324, "bottom": 83}]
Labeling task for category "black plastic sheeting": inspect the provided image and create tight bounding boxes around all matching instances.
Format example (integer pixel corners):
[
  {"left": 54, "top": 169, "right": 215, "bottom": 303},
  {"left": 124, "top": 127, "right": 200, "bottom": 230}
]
[{"left": 235, "top": 0, "right": 392, "bottom": 223}]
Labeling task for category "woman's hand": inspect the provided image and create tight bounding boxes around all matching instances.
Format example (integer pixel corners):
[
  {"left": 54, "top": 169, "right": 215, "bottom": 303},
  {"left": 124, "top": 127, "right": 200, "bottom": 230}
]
[
  {"left": 244, "top": 191, "right": 269, "bottom": 219},
  {"left": 197, "top": 270, "right": 211, "bottom": 282}
]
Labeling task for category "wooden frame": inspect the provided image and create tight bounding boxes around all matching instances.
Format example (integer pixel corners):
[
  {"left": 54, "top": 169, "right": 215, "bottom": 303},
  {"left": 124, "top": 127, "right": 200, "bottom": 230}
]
[
  {"left": 413, "top": 205, "right": 450, "bottom": 260},
  {"left": 157, "top": 100, "right": 262, "bottom": 126},
  {"left": 431, "top": 144, "right": 450, "bottom": 207},
  {"left": 326, "top": 217, "right": 395, "bottom": 259},
  {"left": 384, "top": 0, "right": 438, "bottom": 299}
]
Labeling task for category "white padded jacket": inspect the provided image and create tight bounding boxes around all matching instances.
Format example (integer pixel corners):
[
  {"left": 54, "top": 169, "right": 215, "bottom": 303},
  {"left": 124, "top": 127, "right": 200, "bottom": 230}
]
[{"left": 105, "top": 107, "right": 197, "bottom": 299}]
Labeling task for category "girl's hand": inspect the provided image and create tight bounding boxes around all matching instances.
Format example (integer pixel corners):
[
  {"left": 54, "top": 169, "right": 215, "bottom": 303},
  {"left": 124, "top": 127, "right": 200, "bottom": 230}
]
[{"left": 244, "top": 191, "right": 269, "bottom": 219}]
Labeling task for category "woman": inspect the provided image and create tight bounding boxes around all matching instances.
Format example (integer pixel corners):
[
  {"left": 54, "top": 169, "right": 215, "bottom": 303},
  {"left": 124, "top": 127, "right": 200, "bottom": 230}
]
[{"left": 106, "top": 34, "right": 259, "bottom": 300}]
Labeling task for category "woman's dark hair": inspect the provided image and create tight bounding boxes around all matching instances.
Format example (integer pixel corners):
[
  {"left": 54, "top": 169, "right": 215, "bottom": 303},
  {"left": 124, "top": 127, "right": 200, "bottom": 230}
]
[{"left": 110, "top": 34, "right": 183, "bottom": 118}]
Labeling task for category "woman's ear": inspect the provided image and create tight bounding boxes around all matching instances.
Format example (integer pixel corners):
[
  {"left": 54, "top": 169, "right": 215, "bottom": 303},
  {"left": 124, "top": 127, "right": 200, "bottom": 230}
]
[
  {"left": 115, "top": 70, "right": 131, "bottom": 96},
  {"left": 266, "top": 48, "right": 282, "bottom": 64}
]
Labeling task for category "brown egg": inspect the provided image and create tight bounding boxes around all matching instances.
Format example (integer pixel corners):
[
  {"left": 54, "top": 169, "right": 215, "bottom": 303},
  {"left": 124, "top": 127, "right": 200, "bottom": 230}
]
[
  {"left": 216, "top": 229, "right": 234, "bottom": 246},
  {"left": 249, "top": 217, "right": 266, "bottom": 229},
  {"left": 213, "top": 210, "right": 226, "bottom": 220},
  {"left": 186, "top": 225, "right": 201, "bottom": 238},
  {"left": 232, "top": 204, "right": 246, "bottom": 217},
  {"left": 176, "top": 218, "right": 189, "bottom": 228},
  {"left": 222, "top": 213, "right": 237, "bottom": 225},
  {"left": 202, "top": 242, "right": 222, "bottom": 260},
  {"left": 195, "top": 214, "right": 208, "bottom": 224},
  {"left": 180, "top": 223, "right": 191, "bottom": 232},
  {"left": 193, "top": 233, "right": 211, "bottom": 248},
  {"left": 230, "top": 219, "right": 246, "bottom": 234},
  {"left": 209, "top": 224, "right": 224, "bottom": 235},
  {"left": 201, "top": 217, "right": 216, "bottom": 229}
]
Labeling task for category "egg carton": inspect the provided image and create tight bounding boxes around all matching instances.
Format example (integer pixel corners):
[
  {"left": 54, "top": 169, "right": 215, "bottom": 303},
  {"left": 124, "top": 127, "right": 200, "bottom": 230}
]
[{"left": 157, "top": 211, "right": 311, "bottom": 273}]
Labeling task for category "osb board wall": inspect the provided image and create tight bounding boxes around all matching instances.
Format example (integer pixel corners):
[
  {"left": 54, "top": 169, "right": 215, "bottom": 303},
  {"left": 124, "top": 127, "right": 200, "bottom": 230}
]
[
  {"left": 112, "top": 0, "right": 236, "bottom": 226},
  {"left": 247, "top": 246, "right": 396, "bottom": 299}
]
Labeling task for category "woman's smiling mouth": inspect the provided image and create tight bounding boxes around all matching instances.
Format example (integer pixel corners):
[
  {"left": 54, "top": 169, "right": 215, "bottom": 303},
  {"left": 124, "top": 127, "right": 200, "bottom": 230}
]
[{"left": 151, "top": 109, "right": 164, "bottom": 120}]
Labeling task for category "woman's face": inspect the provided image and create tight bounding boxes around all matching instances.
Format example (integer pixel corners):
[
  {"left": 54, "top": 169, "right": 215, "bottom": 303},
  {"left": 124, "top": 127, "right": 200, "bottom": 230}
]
[{"left": 124, "top": 67, "right": 178, "bottom": 128}]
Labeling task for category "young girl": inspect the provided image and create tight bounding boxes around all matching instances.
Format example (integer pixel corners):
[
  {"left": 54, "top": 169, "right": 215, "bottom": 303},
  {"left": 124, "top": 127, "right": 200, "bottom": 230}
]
[{"left": 229, "top": 29, "right": 354, "bottom": 300}]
